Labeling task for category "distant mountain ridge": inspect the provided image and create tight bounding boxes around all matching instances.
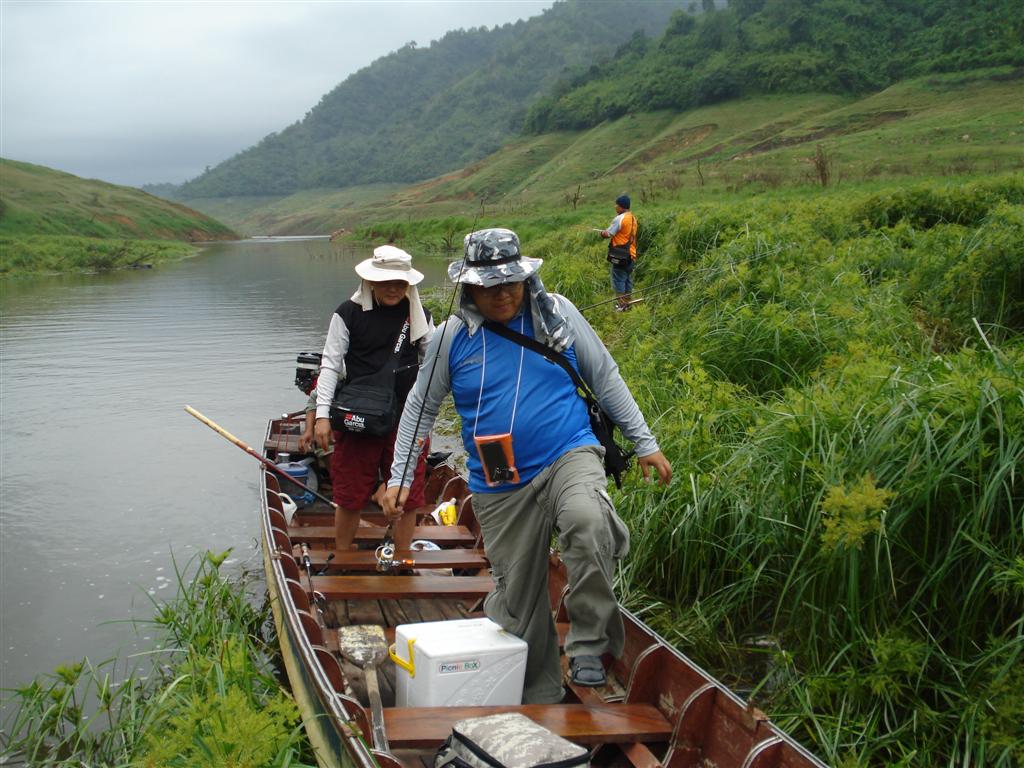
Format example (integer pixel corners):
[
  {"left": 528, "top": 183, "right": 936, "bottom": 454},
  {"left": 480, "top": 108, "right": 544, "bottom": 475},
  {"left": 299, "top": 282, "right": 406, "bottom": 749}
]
[
  {"left": 523, "top": 0, "right": 1023, "bottom": 132},
  {"left": 169, "top": 0, "right": 689, "bottom": 199}
]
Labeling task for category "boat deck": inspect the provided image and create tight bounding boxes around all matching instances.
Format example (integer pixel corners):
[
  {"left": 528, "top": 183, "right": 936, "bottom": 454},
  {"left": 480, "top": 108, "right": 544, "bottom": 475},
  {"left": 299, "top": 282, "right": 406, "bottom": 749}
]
[{"left": 262, "top": 416, "right": 827, "bottom": 768}]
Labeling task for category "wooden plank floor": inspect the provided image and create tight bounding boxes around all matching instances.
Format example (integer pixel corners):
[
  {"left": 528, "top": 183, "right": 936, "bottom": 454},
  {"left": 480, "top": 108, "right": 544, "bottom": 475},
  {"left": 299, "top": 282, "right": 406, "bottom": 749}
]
[
  {"left": 312, "top": 574, "right": 493, "bottom": 600},
  {"left": 288, "top": 525, "right": 477, "bottom": 546},
  {"left": 383, "top": 703, "right": 672, "bottom": 748},
  {"left": 299, "top": 548, "right": 488, "bottom": 571}
]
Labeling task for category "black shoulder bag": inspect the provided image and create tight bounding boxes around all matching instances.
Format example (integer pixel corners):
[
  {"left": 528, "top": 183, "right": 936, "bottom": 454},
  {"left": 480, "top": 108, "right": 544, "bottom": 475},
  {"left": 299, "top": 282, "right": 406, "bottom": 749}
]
[
  {"left": 482, "top": 320, "right": 634, "bottom": 488},
  {"left": 329, "top": 318, "right": 409, "bottom": 437},
  {"left": 606, "top": 212, "right": 637, "bottom": 268}
]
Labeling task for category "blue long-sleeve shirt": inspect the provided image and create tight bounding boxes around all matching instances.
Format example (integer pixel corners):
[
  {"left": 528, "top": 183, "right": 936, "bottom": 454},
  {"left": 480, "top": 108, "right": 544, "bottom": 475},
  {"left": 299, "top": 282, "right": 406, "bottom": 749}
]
[{"left": 389, "top": 293, "right": 659, "bottom": 494}]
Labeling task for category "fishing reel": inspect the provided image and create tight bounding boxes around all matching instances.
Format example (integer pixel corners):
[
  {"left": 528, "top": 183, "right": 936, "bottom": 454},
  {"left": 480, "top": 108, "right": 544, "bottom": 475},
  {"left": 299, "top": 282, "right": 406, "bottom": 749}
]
[
  {"left": 375, "top": 540, "right": 396, "bottom": 572},
  {"left": 375, "top": 539, "right": 415, "bottom": 572}
]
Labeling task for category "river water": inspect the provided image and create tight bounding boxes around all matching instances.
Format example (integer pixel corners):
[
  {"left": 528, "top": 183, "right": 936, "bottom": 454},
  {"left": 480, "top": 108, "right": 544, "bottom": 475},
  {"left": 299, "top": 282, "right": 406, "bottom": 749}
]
[{"left": 0, "top": 238, "right": 454, "bottom": 691}]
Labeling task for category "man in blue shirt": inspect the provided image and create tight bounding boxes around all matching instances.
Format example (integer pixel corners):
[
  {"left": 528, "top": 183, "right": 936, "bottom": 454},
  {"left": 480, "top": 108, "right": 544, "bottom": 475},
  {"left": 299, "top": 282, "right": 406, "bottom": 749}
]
[{"left": 384, "top": 228, "right": 671, "bottom": 704}]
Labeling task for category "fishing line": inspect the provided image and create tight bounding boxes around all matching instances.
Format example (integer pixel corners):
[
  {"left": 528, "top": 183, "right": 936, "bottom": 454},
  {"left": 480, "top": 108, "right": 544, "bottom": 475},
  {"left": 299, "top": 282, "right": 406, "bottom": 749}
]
[
  {"left": 391, "top": 214, "right": 481, "bottom": 510},
  {"left": 576, "top": 243, "right": 781, "bottom": 312}
]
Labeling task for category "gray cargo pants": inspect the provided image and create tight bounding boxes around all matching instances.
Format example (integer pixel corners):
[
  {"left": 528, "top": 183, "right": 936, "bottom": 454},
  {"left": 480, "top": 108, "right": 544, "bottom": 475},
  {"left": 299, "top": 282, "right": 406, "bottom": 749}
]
[{"left": 472, "top": 445, "right": 630, "bottom": 704}]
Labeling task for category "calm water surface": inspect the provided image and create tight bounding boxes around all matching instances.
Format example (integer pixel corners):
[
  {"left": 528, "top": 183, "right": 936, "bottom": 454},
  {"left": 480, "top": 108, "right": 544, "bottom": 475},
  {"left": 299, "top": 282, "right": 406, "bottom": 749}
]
[{"left": 0, "top": 239, "right": 453, "bottom": 690}]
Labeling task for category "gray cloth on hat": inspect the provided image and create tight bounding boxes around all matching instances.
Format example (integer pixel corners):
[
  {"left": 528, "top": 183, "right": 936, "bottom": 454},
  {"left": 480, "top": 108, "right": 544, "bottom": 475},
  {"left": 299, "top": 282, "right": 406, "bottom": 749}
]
[{"left": 458, "top": 274, "right": 573, "bottom": 352}]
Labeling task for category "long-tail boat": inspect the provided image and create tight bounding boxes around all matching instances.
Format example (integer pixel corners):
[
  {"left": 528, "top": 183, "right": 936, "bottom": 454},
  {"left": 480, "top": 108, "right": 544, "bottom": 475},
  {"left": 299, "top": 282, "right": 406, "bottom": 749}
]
[{"left": 261, "top": 413, "right": 828, "bottom": 768}]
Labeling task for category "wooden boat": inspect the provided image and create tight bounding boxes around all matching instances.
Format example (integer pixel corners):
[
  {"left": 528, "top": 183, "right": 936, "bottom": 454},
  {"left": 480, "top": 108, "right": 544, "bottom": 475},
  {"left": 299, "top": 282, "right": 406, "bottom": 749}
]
[{"left": 260, "top": 413, "right": 828, "bottom": 768}]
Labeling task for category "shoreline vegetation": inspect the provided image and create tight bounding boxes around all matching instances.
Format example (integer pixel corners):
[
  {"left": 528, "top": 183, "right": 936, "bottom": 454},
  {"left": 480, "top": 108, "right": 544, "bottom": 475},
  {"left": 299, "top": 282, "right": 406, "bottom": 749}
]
[
  {"left": 1, "top": 550, "right": 317, "bottom": 767},
  {"left": 0, "top": 234, "right": 203, "bottom": 277}
]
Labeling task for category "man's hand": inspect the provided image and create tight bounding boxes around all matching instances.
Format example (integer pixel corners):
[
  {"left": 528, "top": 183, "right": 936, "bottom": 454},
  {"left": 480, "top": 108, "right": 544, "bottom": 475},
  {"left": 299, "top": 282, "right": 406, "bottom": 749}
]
[
  {"left": 600, "top": 229, "right": 611, "bottom": 239},
  {"left": 638, "top": 451, "right": 672, "bottom": 486},
  {"left": 298, "top": 411, "right": 316, "bottom": 452},
  {"left": 382, "top": 485, "right": 411, "bottom": 522},
  {"left": 314, "top": 417, "right": 332, "bottom": 452}
]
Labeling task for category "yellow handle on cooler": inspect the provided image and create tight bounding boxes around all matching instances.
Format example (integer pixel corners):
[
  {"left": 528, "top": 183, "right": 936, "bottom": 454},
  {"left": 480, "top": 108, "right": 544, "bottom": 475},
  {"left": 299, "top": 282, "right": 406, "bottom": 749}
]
[{"left": 389, "top": 638, "right": 416, "bottom": 678}]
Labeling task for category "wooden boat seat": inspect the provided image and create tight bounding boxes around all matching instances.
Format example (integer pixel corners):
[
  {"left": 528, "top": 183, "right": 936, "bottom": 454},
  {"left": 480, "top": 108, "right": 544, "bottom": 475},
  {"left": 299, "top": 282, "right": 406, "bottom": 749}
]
[
  {"left": 298, "top": 548, "right": 489, "bottom": 571},
  {"left": 382, "top": 702, "right": 672, "bottom": 748},
  {"left": 264, "top": 433, "right": 304, "bottom": 454},
  {"left": 288, "top": 524, "right": 477, "bottom": 546},
  {"left": 311, "top": 574, "right": 493, "bottom": 600}
]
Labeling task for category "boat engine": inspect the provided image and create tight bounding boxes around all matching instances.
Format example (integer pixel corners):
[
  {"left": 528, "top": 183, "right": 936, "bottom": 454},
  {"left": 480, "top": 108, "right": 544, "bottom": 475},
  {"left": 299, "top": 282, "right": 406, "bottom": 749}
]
[{"left": 295, "top": 351, "right": 322, "bottom": 394}]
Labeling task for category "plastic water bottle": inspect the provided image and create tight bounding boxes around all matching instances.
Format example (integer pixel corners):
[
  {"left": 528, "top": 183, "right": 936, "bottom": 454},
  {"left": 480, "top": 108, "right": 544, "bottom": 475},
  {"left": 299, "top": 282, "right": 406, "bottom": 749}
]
[{"left": 430, "top": 498, "right": 458, "bottom": 526}]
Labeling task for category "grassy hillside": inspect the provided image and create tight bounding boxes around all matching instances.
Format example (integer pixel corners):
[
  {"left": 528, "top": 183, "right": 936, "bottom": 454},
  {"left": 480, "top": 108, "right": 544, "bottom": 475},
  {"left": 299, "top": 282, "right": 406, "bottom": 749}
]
[
  {"left": 523, "top": 0, "right": 1022, "bottom": 133},
  {"left": 0, "top": 159, "right": 236, "bottom": 275},
  {"left": 185, "top": 69, "right": 1023, "bottom": 237}
]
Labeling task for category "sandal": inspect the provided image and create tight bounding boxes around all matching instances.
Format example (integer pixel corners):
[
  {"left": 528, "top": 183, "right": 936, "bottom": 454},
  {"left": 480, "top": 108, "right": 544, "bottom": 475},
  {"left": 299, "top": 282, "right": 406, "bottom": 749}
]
[{"left": 569, "top": 655, "right": 606, "bottom": 687}]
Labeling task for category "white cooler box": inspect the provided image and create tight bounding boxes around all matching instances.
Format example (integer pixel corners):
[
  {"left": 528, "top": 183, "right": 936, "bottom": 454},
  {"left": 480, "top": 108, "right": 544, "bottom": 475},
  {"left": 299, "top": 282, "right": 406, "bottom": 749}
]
[{"left": 390, "top": 617, "right": 528, "bottom": 707}]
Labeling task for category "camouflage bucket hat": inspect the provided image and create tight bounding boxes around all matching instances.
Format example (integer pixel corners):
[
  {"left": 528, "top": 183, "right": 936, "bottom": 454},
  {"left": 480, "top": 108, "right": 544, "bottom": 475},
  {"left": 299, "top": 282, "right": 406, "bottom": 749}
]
[{"left": 448, "top": 228, "right": 543, "bottom": 287}]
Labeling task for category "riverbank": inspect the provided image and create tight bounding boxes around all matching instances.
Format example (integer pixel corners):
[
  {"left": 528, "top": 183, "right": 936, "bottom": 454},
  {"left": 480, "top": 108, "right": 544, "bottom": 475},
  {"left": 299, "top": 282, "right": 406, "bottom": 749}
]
[
  {"left": 363, "top": 173, "right": 1024, "bottom": 766},
  {"left": 0, "top": 234, "right": 202, "bottom": 276},
  {"left": 0, "top": 158, "right": 238, "bottom": 276}
]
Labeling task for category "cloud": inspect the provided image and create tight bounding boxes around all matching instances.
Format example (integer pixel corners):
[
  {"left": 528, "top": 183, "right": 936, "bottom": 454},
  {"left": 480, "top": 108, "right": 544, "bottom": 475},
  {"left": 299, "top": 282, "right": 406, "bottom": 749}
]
[{"left": 0, "top": 0, "right": 552, "bottom": 187}]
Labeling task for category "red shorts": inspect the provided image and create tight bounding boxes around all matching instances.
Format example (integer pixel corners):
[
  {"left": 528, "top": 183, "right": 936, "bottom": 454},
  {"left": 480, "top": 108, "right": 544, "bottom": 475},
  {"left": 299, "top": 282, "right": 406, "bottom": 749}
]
[{"left": 330, "top": 428, "right": 428, "bottom": 512}]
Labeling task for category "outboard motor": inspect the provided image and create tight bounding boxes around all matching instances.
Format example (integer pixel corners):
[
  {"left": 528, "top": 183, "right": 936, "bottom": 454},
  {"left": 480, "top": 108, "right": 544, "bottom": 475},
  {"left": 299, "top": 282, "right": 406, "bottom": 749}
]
[{"left": 295, "top": 351, "right": 322, "bottom": 395}]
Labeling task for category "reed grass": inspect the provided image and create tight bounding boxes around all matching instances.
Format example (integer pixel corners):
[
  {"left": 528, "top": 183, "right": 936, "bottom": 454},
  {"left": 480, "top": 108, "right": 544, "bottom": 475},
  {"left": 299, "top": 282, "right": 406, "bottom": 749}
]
[
  {"left": 1, "top": 551, "right": 315, "bottom": 767},
  {"left": 537, "top": 177, "right": 1024, "bottom": 766}
]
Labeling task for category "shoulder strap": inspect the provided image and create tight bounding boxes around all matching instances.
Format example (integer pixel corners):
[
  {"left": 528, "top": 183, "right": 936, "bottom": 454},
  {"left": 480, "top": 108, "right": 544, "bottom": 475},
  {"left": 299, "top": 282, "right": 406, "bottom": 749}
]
[
  {"left": 481, "top": 320, "right": 596, "bottom": 404},
  {"left": 388, "top": 317, "right": 411, "bottom": 365}
]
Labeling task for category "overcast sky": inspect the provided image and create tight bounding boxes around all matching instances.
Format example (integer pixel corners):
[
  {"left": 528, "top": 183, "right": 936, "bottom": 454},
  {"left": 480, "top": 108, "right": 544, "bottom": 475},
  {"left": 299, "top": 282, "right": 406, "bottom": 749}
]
[{"left": 1, "top": 0, "right": 553, "bottom": 188}]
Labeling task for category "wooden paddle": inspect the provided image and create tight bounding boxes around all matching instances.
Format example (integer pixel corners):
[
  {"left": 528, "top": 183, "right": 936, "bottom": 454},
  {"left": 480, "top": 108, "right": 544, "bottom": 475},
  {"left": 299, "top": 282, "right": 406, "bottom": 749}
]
[{"left": 336, "top": 625, "right": 390, "bottom": 752}]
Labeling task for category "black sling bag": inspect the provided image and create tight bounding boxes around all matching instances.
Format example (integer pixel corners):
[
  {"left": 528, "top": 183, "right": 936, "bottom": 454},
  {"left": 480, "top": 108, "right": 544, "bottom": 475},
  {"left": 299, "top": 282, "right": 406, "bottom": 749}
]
[
  {"left": 329, "top": 318, "right": 410, "bottom": 437},
  {"left": 607, "top": 212, "right": 637, "bottom": 268},
  {"left": 482, "top": 320, "right": 633, "bottom": 488}
]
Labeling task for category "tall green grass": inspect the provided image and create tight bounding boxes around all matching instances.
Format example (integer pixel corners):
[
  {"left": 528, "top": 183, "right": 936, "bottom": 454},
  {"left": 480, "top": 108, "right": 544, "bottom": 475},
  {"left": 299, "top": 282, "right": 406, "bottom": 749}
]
[
  {"left": 539, "top": 177, "right": 1023, "bottom": 767},
  {"left": 347, "top": 175, "right": 1023, "bottom": 765},
  {"left": 1, "top": 551, "right": 314, "bottom": 767}
]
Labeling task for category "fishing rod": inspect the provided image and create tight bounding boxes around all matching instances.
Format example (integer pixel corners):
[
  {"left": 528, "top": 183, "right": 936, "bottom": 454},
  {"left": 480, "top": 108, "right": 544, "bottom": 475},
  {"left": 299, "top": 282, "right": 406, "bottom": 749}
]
[
  {"left": 377, "top": 218, "right": 481, "bottom": 571},
  {"left": 300, "top": 542, "right": 328, "bottom": 616},
  {"left": 394, "top": 257, "right": 468, "bottom": 493},
  {"left": 577, "top": 244, "right": 774, "bottom": 313},
  {"left": 184, "top": 405, "right": 337, "bottom": 509},
  {"left": 186, "top": 405, "right": 340, "bottom": 607}
]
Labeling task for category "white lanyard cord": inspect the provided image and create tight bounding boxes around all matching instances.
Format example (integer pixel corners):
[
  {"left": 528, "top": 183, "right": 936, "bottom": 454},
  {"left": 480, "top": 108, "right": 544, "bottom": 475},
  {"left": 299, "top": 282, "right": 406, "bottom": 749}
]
[{"left": 472, "top": 313, "right": 525, "bottom": 438}]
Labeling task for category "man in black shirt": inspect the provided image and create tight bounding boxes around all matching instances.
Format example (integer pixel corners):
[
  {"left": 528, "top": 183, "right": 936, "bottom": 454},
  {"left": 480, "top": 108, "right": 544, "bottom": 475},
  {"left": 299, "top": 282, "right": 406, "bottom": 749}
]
[{"left": 313, "top": 246, "right": 435, "bottom": 551}]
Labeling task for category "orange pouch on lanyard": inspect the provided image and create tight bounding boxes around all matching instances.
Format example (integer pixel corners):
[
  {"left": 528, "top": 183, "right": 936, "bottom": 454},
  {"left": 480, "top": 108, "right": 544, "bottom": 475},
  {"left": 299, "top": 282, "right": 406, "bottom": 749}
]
[{"left": 474, "top": 434, "right": 520, "bottom": 487}]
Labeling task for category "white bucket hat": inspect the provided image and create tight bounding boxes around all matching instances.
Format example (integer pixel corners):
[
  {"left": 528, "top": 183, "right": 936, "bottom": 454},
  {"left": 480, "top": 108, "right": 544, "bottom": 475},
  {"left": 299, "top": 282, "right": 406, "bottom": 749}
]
[{"left": 355, "top": 245, "right": 424, "bottom": 285}]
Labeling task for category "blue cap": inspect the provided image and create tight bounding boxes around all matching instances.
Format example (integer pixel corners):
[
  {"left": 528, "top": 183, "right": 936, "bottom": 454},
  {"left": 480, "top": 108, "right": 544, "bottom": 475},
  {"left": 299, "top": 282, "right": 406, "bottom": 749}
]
[{"left": 615, "top": 195, "right": 630, "bottom": 209}]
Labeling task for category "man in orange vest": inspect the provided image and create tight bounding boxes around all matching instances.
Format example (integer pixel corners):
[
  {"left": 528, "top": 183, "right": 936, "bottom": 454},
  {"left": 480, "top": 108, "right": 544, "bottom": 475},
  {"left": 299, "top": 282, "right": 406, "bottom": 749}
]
[{"left": 600, "top": 194, "right": 638, "bottom": 311}]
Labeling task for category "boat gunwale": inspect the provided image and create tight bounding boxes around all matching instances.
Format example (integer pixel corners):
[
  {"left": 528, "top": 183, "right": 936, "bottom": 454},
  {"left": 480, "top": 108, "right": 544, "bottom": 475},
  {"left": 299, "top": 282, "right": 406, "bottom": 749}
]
[{"left": 260, "top": 420, "right": 380, "bottom": 768}]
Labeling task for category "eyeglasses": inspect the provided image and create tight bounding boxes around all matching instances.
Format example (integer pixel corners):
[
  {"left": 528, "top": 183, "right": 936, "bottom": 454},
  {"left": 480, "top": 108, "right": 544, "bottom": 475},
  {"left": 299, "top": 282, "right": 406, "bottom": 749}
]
[{"left": 473, "top": 282, "right": 524, "bottom": 297}]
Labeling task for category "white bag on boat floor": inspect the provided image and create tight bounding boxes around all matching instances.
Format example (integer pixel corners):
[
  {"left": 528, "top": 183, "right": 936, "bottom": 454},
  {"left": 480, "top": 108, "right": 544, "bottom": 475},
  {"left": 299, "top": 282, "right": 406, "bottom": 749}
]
[{"left": 434, "top": 712, "right": 590, "bottom": 768}]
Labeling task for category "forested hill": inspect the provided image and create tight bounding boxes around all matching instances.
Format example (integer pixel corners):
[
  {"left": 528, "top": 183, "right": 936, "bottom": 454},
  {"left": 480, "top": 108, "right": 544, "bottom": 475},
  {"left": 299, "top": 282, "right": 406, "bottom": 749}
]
[
  {"left": 524, "top": 0, "right": 1023, "bottom": 132},
  {"left": 172, "top": 0, "right": 688, "bottom": 199}
]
